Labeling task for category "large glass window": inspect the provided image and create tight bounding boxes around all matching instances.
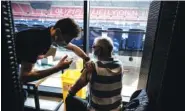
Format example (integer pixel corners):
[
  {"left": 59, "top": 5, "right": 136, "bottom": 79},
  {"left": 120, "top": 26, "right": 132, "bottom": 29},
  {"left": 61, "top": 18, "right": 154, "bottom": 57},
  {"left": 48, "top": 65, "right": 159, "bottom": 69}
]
[
  {"left": 12, "top": 1, "right": 84, "bottom": 91},
  {"left": 88, "top": 1, "right": 151, "bottom": 97},
  {"left": 12, "top": 1, "right": 151, "bottom": 100}
]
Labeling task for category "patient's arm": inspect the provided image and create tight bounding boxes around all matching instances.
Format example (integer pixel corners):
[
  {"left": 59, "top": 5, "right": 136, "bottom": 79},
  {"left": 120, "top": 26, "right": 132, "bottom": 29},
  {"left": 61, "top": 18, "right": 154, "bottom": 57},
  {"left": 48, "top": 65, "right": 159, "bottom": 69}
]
[{"left": 69, "top": 68, "right": 90, "bottom": 95}]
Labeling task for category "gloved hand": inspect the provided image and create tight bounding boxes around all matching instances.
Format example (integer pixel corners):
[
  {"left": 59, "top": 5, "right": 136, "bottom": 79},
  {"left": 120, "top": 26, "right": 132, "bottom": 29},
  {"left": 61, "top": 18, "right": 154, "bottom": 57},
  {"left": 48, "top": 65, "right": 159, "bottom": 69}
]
[
  {"left": 84, "top": 56, "right": 90, "bottom": 62},
  {"left": 85, "top": 61, "right": 95, "bottom": 73},
  {"left": 81, "top": 60, "right": 95, "bottom": 73},
  {"left": 55, "top": 55, "right": 73, "bottom": 70}
]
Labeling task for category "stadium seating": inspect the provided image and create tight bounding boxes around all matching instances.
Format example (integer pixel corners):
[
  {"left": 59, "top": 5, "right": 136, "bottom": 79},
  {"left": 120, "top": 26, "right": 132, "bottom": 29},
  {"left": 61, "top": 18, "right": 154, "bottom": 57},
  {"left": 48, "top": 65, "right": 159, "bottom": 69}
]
[
  {"left": 126, "top": 29, "right": 144, "bottom": 50},
  {"left": 107, "top": 28, "right": 124, "bottom": 52}
]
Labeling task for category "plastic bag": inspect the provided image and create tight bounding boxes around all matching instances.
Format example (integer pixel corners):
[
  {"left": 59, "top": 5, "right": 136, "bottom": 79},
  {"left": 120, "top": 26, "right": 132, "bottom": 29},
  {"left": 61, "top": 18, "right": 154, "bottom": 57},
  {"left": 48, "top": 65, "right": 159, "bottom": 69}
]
[{"left": 124, "top": 89, "right": 149, "bottom": 111}]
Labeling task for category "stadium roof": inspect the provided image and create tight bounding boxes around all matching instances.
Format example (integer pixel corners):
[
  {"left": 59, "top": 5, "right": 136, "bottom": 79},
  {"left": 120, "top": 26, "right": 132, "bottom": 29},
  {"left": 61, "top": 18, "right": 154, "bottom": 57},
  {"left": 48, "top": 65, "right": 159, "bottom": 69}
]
[{"left": 12, "top": 1, "right": 151, "bottom": 9}]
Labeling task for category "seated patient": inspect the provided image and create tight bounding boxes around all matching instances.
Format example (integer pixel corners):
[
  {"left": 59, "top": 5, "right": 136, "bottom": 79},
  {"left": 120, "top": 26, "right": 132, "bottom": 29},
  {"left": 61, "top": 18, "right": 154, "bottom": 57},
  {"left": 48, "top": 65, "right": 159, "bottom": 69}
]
[{"left": 66, "top": 37, "right": 123, "bottom": 111}]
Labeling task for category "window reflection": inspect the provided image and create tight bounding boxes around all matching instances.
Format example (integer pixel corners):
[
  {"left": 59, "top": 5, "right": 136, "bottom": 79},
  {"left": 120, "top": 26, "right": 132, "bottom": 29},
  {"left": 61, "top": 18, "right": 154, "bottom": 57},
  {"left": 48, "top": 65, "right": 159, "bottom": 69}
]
[
  {"left": 89, "top": 1, "right": 150, "bottom": 97},
  {"left": 12, "top": 1, "right": 151, "bottom": 97}
]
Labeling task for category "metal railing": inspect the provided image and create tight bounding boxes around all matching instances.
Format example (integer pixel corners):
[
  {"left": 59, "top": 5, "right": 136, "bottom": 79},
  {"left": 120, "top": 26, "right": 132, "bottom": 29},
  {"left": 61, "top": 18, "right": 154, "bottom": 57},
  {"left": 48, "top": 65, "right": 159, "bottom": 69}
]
[{"left": 14, "top": 25, "right": 146, "bottom": 34}]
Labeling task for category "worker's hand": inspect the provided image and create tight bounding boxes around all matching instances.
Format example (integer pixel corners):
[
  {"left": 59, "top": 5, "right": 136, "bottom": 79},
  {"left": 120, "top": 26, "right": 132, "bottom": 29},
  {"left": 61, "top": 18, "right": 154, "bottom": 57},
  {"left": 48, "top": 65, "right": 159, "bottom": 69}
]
[
  {"left": 56, "top": 55, "right": 72, "bottom": 70},
  {"left": 84, "top": 56, "right": 90, "bottom": 63},
  {"left": 85, "top": 61, "right": 95, "bottom": 73},
  {"left": 37, "top": 55, "right": 45, "bottom": 59}
]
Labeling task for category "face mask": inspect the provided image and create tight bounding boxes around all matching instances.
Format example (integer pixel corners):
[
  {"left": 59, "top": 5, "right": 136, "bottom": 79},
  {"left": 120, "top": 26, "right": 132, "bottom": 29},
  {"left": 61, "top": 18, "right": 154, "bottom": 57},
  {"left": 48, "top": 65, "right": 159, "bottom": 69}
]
[
  {"left": 92, "top": 45, "right": 102, "bottom": 59},
  {"left": 53, "top": 28, "right": 68, "bottom": 47},
  {"left": 92, "top": 50, "right": 98, "bottom": 59}
]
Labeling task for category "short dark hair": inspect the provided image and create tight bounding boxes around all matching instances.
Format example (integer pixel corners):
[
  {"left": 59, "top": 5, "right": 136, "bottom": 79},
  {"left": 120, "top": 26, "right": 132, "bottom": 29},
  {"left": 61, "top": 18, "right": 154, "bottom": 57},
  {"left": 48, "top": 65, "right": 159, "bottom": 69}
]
[{"left": 54, "top": 18, "right": 80, "bottom": 38}]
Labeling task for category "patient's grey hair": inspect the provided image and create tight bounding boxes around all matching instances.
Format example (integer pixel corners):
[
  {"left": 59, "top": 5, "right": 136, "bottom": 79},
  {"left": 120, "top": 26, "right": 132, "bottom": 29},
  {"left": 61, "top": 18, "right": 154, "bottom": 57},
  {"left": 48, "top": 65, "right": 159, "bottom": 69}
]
[{"left": 94, "top": 37, "right": 114, "bottom": 56}]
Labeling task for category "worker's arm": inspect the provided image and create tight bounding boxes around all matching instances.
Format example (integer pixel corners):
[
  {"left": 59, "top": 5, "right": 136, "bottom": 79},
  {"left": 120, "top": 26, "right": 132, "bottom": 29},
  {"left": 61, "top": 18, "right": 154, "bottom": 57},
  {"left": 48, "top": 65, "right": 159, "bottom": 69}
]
[
  {"left": 66, "top": 43, "right": 90, "bottom": 62},
  {"left": 20, "top": 55, "right": 72, "bottom": 83}
]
